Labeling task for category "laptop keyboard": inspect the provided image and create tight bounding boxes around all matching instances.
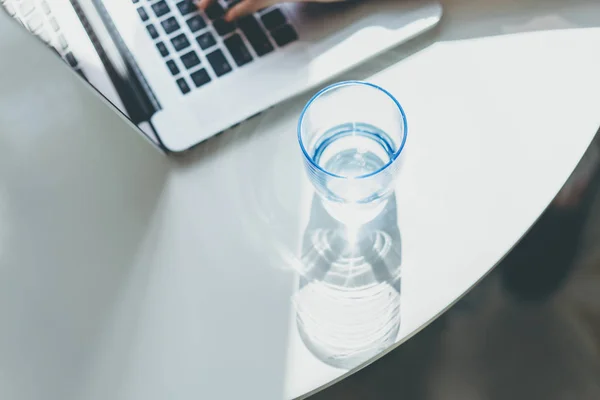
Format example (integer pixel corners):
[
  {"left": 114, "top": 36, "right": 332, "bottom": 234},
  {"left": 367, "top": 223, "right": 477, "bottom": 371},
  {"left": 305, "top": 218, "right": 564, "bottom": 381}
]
[
  {"left": 135, "top": 0, "right": 298, "bottom": 94},
  {"left": 1, "top": 0, "right": 87, "bottom": 78},
  {"left": 1, "top": 0, "right": 299, "bottom": 95}
]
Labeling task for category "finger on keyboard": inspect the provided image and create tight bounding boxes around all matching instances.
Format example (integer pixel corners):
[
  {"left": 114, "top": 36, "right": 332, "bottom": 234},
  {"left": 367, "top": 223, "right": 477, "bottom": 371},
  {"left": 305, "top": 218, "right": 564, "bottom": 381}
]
[
  {"left": 196, "top": 0, "right": 211, "bottom": 11},
  {"left": 225, "top": 0, "right": 272, "bottom": 21}
]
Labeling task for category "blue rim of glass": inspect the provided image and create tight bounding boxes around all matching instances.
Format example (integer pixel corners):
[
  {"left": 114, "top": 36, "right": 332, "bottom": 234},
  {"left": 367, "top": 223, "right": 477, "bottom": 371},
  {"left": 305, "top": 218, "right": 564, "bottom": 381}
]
[{"left": 298, "top": 80, "right": 408, "bottom": 180}]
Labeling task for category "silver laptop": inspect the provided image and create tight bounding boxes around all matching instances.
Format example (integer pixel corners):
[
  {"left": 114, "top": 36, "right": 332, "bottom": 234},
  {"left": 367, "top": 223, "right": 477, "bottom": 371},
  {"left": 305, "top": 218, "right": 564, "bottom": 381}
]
[{"left": 1, "top": 0, "right": 442, "bottom": 152}]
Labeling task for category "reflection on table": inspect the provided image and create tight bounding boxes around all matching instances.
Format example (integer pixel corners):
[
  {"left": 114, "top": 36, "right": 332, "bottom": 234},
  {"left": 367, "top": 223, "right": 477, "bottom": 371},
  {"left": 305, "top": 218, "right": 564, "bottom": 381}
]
[{"left": 295, "top": 193, "right": 402, "bottom": 369}]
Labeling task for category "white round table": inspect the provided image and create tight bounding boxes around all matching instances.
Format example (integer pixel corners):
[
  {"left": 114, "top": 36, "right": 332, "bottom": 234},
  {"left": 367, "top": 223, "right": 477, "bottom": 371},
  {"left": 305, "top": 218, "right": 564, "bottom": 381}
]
[{"left": 1, "top": 1, "right": 600, "bottom": 399}]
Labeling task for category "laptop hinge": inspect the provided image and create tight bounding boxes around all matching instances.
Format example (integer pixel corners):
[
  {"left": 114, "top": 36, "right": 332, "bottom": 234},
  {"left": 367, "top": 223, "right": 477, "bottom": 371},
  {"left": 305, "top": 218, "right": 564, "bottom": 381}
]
[{"left": 70, "top": 0, "right": 161, "bottom": 124}]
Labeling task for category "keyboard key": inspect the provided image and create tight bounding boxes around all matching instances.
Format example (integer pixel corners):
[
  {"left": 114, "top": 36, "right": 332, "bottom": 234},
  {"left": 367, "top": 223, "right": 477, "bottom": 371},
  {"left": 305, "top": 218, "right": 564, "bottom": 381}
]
[
  {"left": 19, "top": 0, "right": 34, "bottom": 16},
  {"left": 137, "top": 7, "right": 149, "bottom": 22},
  {"left": 151, "top": 0, "right": 170, "bottom": 17},
  {"left": 224, "top": 34, "right": 252, "bottom": 66},
  {"left": 206, "top": 49, "right": 232, "bottom": 77},
  {"left": 156, "top": 42, "right": 169, "bottom": 57},
  {"left": 196, "top": 31, "right": 216, "bottom": 50},
  {"left": 213, "top": 18, "right": 235, "bottom": 36},
  {"left": 146, "top": 24, "right": 159, "bottom": 39},
  {"left": 161, "top": 16, "right": 180, "bottom": 34},
  {"left": 238, "top": 16, "right": 273, "bottom": 56},
  {"left": 3, "top": 2, "right": 16, "bottom": 16},
  {"left": 49, "top": 17, "right": 60, "bottom": 32},
  {"left": 38, "top": 30, "right": 51, "bottom": 43},
  {"left": 177, "top": 77, "right": 191, "bottom": 94},
  {"left": 166, "top": 59, "right": 180, "bottom": 75},
  {"left": 191, "top": 68, "right": 211, "bottom": 87},
  {"left": 176, "top": 0, "right": 195, "bottom": 15},
  {"left": 75, "top": 68, "right": 86, "bottom": 79},
  {"left": 40, "top": 0, "right": 51, "bottom": 14},
  {"left": 26, "top": 14, "right": 43, "bottom": 31},
  {"left": 58, "top": 34, "right": 68, "bottom": 50},
  {"left": 65, "top": 52, "right": 78, "bottom": 68},
  {"left": 170, "top": 33, "right": 190, "bottom": 51},
  {"left": 261, "top": 8, "right": 286, "bottom": 30},
  {"left": 186, "top": 15, "right": 206, "bottom": 32},
  {"left": 271, "top": 24, "right": 297, "bottom": 47},
  {"left": 181, "top": 50, "right": 201, "bottom": 69},
  {"left": 204, "top": 2, "right": 224, "bottom": 19}
]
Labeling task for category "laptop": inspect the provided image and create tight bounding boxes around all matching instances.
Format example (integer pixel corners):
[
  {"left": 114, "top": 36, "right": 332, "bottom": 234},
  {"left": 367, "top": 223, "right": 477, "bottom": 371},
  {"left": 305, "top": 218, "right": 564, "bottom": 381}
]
[{"left": 1, "top": 0, "right": 442, "bottom": 152}]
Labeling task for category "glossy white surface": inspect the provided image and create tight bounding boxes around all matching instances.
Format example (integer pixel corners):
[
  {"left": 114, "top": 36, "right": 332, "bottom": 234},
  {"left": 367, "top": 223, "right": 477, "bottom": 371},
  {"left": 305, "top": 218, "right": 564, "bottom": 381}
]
[{"left": 1, "top": 1, "right": 600, "bottom": 400}]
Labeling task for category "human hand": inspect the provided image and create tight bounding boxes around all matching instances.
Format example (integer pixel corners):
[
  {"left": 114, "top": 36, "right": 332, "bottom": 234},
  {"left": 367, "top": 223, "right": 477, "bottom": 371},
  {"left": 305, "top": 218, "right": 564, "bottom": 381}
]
[{"left": 197, "top": 0, "right": 345, "bottom": 22}]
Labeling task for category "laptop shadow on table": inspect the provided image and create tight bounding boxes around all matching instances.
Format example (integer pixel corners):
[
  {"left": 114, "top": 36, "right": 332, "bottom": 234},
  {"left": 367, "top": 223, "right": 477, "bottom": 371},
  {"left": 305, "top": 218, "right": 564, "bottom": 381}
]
[
  {"left": 0, "top": 136, "right": 168, "bottom": 400},
  {"left": 0, "top": 42, "right": 170, "bottom": 399}
]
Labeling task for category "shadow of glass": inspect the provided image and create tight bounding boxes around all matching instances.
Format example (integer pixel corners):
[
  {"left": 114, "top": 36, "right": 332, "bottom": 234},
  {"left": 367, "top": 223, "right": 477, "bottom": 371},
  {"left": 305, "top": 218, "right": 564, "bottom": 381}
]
[{"left": 295, "top": 193, "right": 402, "bottom": 370}]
